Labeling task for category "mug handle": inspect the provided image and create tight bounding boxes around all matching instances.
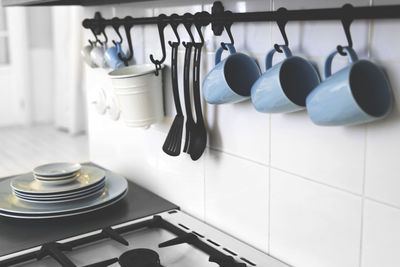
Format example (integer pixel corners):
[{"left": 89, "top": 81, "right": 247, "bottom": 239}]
[
  {"left": 215, "top": 44, "right": 236, "bottom": 65},
  {"left": 324, "top": 46, "right": 358, "bottom": 78},
  {"left": 265, "top": 45, "right": 292, "bottom": 71},
  {"left": 116, "top": 42, "right": 122, "bottom": 54}
]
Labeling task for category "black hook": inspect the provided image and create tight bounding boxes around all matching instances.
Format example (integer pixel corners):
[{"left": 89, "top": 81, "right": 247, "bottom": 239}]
[
  {"left": 337, "top": 4, "right": 354, "bottom": 56},
  {"left": 274, "top": 7, "right": 289, "bottom": 53},
  {"left": 99, "top": 27, "right": 108, "bottom": 44},
  {"left": 221, "top": 11, "right": 234, "bottom": 50},
  {"left": 194, "top": 11, "right": 208, "bottom": 46},
  {"left": 90, "top": 12, "right": 108, "bottom": 45},
  {"left": 182, "top": 13, "right": 195, "bottom": 46},
  {"left": 89, "top": 27, "right": 104, "bottom": 45},
  {"left": 118, "top": 16, "right": 134, "bottom": 66},
  {"left": 111, "top": 18, "right": 123, "bottom": 45},
  {"left": 168, "top": 14, "right": 180, "bottom": 46},
  {"left": 150, "top": 14, "right": 168, "bottom": 76}
]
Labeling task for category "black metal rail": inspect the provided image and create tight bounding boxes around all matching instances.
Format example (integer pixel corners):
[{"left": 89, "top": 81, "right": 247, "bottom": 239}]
[
  {"left": 82, "top": 1, "right": 400, "bottom": 69},
  {"left": 82, "top": 3, "right": 400, "bottom": 28}
]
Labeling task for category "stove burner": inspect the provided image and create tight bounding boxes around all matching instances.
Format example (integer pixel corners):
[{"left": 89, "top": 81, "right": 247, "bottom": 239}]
[{"left": 119, "top": 248, "right": 162, "bottom": 267}]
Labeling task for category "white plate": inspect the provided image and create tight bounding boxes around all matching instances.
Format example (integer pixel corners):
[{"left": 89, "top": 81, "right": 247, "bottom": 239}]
[
  {"left": 33, "top": 163, "right": 81, "bottom": 177},
  {"left": 11, "top": 166, "right": 105, "bottom": 195},
  {"left": 0, "top": 171, "right": 127, "bottom": 215},
  {"left": 34, "top": 172, "right": 79, "bottom": 181},
  {"left": 13, "top": 180, "right": 106, "bottom": 200},
  {"left": 0, "top": 189, "right": 127, "bottom": 219},
  {"left": 14, "top": 186, "right": 105, "bottom": 204},
  {"left": 34, "top": 176, "right": 77, "bottom": 186}
]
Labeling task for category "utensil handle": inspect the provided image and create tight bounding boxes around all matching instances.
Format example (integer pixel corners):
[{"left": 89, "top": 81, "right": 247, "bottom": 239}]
[
  {"left": 170, "top": 42, "right": 183, "bottom": 116},
  {"left": 193, "top": 43, "right": 205, "bottom": 123},
  {"left": 183, "top": 43, "right": 195, "bottom": 152}
]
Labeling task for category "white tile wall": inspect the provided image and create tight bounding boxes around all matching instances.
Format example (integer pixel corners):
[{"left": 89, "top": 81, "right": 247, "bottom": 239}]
[
  {"left": 84, "top": 0, "right": 400, "bottom": 266},
  {"left": 362, "top": 200, "right": 400, "bottom": 267},
  {"left": 270, "top": 169, "right": 362, "bottom": 267}
]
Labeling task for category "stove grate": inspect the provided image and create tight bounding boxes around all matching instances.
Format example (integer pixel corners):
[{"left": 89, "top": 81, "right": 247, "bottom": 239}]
[{"left": 0, "top": 214, "right": 248, "bottom": 267}]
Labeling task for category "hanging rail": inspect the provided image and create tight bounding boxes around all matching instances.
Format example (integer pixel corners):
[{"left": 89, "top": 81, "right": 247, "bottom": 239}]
[
  {"left": 82, "top": 2, "right": 400, "bottom": 30},
  {"left": 82, "top": 1, "right": 400, "bottom": 69}
]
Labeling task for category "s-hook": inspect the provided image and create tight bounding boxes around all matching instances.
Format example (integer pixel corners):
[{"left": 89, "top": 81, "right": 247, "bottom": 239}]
[
  {"left": 182, "top": 13, "right": 195, "bottom": 46},
  {"left": 337, "top": 4, "right": 354, "bottom": 56},
  {"left": 111, "top": 17, "right": 123, "bottom": 46},
  {"left": 118, "top": 16, "right": 134, "bottom": 66},
  {"left": 221, "top": 11, "right": 234, "bottom": 50},
  {"left": 89, "top": 27, "right": 104, "bottom": 45},
  {"left": 274, "top": 7, "right": 289, "bottom": 53},
  {"left": 150, "top": 14, "right": 168, "bottom": 76},
  {"left": 168, "top": 14, "right": 180, "bottom": 46},
  {"left": 88, "top": 28, "right": 99, "bottom": 46}
]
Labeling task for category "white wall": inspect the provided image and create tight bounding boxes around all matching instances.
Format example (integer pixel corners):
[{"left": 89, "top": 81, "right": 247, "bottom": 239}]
[
  {"left": 83, "top": 1, "right": 400, "bottom": 267},
  {"left": 28, "top": 7, "right": 54, "bottom": 125}
]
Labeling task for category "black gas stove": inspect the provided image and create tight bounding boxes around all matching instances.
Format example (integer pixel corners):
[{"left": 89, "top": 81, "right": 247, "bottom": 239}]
[{"left": 0, "top": 165, "right": 289, "bottom": 267}]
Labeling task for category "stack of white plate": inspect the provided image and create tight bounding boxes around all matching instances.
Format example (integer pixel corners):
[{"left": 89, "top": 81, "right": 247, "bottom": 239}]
[
  {"left": 0, "top": 163, "right": 128, "bottom": 219},
  {"left": 33, "top": 162, "right": 82, "bottom": 185}
]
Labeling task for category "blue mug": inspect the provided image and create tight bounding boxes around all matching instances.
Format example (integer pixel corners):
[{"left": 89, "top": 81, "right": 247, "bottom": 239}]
[
  {"left": 251, "top": 45, "right": 320, "bottom": 113},
  {"left": 306, "top": 47, "right": 392, "bottom": 126},
  {"left": 104, "top": 42, "right": 127, "bottom": 70},
  {"left": 202, "top": 44, "right": 261, "bottom": 104}
]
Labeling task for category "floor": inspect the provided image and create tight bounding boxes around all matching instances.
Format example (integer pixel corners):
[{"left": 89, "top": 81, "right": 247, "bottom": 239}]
[{"left": 0, "top": 125, "right": 89, "bottom": 177}]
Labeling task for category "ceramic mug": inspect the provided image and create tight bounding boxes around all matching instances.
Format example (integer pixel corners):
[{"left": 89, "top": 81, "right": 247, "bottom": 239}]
[
  {"left": 202, "top": 44, "right": 261, "bottom": 104},
  {"left": 81, "top": 44, "right": 97, "bottom": 68},
  {"left": 105, "top": 42, "right": 127, "bottom": 70},
  {"left": 90, "top": 44, "right": 108, "bottom": 68},
  {"left": 306, "top": 46, "right": 392, "bottom": 126},
  {"left": 251, "top": 45, "right": 320, "bottom": 113}
]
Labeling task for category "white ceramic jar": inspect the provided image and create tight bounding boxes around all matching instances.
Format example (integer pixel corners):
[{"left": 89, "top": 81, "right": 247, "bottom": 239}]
[{"left": 108, "top": 64, "right": 164, "bottom": 127}]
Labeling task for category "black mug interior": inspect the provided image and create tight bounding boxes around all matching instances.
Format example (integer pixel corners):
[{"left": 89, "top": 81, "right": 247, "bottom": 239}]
[
  {"left": 224, "top": 53, "right": 261, "bottom": 97},
  {"left": 280, "top": 57, "right": 320, "bottom": 107},
  {"left": 350, "top": 60, "right": 392, "bottom": 117}
]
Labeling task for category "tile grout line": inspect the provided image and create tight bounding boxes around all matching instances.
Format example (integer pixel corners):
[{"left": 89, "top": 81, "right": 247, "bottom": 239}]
[
  {"left": 358, "top": 124, "right": 369, "bottom": 267},
  {"left": 207, "top": 146, "right": 268, "bottom": 167},
  {"left": 267, "top": 0, "right": 274, "bottom": 255},
  {"left": 364, "top": 196, "right": 400, "bottom": 210},
  {"left": 267, "top": 113, "right": 272, "bottom": 254},
  {"left": 202, "top": 0, "right": 207, "bottom": 223},
  {"left": 358, "top": 9, "right": 374, "bottom": 266}
]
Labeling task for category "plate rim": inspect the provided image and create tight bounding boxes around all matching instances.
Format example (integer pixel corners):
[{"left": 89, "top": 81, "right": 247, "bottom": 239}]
[
  {"left": 0, "top": 173, "right": 128, "bottom": 215},
  {"left": 0, "top": 189, "right": 127, "bottom": 219},
  {"left": 10, "top": 166, "right": 105, "bottom": 195}
]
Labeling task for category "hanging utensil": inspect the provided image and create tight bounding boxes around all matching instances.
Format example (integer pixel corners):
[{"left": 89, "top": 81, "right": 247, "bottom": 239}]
[
  {"left": 162, "top": 14, "right": 185, "bottom": 156},
  {"left": 188, "top": 12, "right": 208, "bottom": 161},
  {"left": 182, "top": 14, "right": 196, "bottom": 155}
]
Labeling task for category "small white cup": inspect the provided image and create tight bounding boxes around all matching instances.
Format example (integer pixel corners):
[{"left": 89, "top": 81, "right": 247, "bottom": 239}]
[
  {"left": 90, "top": 44, "right": 108, "bottom": 68},
  {"left": 81, "top": 44, "right": 97, "bottom": 68}
]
